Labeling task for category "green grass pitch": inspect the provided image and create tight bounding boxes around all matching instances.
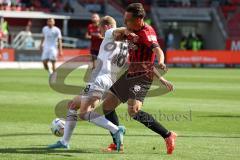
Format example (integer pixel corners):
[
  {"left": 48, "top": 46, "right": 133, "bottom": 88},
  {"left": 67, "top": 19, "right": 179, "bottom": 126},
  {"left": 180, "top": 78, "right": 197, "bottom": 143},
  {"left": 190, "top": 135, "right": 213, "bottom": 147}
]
[{"left": 0, "top": 68, "right": 239, "bottom": 160}]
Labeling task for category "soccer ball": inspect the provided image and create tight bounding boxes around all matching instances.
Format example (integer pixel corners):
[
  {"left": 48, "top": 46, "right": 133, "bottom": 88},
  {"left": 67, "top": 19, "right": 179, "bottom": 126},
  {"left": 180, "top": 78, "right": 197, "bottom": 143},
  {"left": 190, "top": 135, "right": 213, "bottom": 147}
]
[{"left": 50, "top": 118, "right": 65, "bottom": 137}]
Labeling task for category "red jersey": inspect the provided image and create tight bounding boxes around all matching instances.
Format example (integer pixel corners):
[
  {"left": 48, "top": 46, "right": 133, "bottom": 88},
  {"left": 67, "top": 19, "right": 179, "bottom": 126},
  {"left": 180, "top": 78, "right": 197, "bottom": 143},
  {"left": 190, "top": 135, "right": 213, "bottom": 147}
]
[
  {"left": 87, "top": 23, "right": 102, "bottom": 51},
  {"left": 127, "top": 24, "right": 159, "bottom": 76}
]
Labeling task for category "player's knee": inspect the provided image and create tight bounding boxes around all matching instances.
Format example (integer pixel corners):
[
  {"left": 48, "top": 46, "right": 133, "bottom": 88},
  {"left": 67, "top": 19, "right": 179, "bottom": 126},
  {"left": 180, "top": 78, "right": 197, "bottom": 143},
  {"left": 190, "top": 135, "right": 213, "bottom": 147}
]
[
  {"left": 127, "top": 99, "right": 142, "bottom": 117},
  {"left": 128, "top": 104, "right": 141, "bottom": 117},
  {"left": 78, "top": 112, "right": 85, "bottom": 120},
  {"left": 43, "top": 60, "right": 48, "bottom": 65},
  {"left": 68, "top": 100, "right": 79, "bottom": 110},
  {"left": 71, "top": 96, "right": 81, "bottom": 110}
]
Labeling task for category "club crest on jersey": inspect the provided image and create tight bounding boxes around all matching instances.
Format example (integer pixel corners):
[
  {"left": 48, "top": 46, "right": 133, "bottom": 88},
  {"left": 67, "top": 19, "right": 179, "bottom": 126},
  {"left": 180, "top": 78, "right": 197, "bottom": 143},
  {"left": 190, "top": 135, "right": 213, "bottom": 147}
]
[{"left": 134, "top": 85, "right": 141, "bottom": 92}]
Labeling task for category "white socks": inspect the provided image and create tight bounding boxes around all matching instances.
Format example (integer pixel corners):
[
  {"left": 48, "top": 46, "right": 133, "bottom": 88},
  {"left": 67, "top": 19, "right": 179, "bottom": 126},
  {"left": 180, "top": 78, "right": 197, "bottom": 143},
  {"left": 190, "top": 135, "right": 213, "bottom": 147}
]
[
  {"left": 83, "top": 111, "right": 119, "bottom": 134},
  {"left": 60, "top": 110, "right": 119, "bottom": 146},
  {"left": 61, "top": 109, "right": 77, "bottom": 146}
]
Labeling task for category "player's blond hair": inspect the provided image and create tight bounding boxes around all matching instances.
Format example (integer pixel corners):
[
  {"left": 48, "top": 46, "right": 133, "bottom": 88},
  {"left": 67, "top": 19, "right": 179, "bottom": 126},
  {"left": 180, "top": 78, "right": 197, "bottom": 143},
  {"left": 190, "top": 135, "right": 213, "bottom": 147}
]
[{"left": 99, "top": 16, "right": 116, "bottom": 28}]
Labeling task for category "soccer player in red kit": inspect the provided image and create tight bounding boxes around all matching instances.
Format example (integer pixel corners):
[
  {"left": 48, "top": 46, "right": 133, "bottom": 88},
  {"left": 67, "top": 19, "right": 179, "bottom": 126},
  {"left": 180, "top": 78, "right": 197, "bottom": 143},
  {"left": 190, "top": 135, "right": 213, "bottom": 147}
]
[
  {"left": 94, "top": 3, "right": 177, "bottom": 154},
  {"left": 86, "top": 13, "right": 103, "bottom": 69}
]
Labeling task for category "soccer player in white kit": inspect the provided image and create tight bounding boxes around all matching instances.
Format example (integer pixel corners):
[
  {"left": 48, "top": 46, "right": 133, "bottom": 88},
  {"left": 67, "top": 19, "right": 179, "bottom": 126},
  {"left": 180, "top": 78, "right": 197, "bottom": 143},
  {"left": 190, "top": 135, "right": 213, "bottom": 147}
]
[
  {"left": 40, "top": 18, "right": 63, "bottom": 75},
  {"left": 48, "top": 16, "right": 128, "bottom": 151}
]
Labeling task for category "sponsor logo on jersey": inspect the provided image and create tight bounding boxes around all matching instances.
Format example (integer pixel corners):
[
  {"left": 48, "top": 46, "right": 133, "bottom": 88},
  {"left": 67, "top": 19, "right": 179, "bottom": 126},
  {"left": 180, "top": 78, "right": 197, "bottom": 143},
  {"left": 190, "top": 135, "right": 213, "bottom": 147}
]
[{"left": 147, "top": 35, "right": 157, "bottom": 42}]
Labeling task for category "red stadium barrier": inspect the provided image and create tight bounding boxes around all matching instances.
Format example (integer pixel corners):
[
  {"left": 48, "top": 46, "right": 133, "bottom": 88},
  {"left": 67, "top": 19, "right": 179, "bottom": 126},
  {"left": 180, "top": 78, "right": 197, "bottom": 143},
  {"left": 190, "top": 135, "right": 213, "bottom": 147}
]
[
  {"left": 166, "top": 50, "right": 240, "bottom": 64},
  {"left": 0, "top": 48, "right": 15, "bottom": 61}
]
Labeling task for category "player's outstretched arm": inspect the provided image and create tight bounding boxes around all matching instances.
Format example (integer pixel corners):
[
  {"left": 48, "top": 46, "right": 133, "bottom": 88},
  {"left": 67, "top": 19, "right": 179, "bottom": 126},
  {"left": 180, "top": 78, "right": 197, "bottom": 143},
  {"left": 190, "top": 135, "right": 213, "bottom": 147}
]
[
  {"left": 153, "top": 67, "right": 174, "bottom": 91},
  {"left": 58, "top": 38, "right": 63, "bottom": 56},
  {"left": 40, "top": 37, "right": 44, "bottom": 52},
  {"left": 113, "top": 28, "right": 139, "bottom": 42},
  {"left": 85, "top": 31, "right": 91, "bottom": 39},
  {"left": 153, "top": 47, "right": 167, "bottom": 71},
  {"left": 152, "top": 47, "right": 173, "bottom": 91}
]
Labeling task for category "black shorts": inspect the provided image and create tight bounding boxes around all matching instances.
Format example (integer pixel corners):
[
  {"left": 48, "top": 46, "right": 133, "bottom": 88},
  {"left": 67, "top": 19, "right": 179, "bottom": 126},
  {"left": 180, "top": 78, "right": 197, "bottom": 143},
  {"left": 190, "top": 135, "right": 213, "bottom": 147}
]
[
  {"left": 110, "top": 71, "right": 153, "bottom": 103},
  {"left": 90, "top": 50, "right": 99, "bottom": 61}
]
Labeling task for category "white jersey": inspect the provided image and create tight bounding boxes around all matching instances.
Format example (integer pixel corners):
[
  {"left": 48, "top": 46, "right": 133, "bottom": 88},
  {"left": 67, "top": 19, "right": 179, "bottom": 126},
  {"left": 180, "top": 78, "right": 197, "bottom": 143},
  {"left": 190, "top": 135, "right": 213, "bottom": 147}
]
[
  {"left": 84, "top": 28, "right": 128, "bottom": 98},
  {"left": 97, "top": 28, "right": 128, "bottom": 80},
  {"left": 42, "top": 26, "right": 62, "bottom": 50}
]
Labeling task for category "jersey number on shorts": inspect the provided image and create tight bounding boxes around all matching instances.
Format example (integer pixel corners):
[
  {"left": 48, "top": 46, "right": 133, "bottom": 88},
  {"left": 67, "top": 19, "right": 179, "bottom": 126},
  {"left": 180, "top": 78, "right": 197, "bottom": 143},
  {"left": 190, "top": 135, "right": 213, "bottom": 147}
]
[{"left": 84, "top": 84, "right": 91, "bottom": 93}]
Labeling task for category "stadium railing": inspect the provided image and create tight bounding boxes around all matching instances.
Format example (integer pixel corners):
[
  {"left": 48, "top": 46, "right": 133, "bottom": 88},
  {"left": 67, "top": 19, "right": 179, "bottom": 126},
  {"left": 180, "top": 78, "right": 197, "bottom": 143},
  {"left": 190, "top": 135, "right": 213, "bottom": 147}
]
[{"left": 12, "top": 31, "right": 79, "bottom": 50}]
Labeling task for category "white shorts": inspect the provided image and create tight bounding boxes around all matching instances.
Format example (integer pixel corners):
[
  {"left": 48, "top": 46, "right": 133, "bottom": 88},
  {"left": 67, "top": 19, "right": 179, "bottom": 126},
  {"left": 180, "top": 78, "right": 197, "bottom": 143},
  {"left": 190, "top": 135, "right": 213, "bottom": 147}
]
[
  {"left": 41, "top": 48, "right": 58, "bottom": 61},
  {"left": 82, "top": 74, "right": 113, "bottom": 99}
]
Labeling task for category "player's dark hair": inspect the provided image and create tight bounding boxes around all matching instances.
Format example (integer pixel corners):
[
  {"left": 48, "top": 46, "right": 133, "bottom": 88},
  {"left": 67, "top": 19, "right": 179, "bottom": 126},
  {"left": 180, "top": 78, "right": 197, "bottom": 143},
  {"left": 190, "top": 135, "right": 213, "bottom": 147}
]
[{"left": 126, "top": 3, "right": 146, "bottom": 19}]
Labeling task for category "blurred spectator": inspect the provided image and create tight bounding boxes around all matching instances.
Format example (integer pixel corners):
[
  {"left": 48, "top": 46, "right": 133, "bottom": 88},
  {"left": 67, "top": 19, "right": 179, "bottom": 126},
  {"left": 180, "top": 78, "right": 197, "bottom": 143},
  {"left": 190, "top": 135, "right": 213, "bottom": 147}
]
[
  {"left": 0, "top": 17, "right": 8, "bottom": 55},
  {"left": 0, "top": 28, "right": 4, "bottom": 56},
  {"left": 21, "top": 0, "right": 32, "bottom": 8},
  {"left": 166, "top": 32, "right": 175, "bottom": 50},
  {"left": 0, "top": 17, "right": 8, "bottom": 45},
  {"left": 23, "top": 26, "right": 34, "bottom": 49},
  {"left": 180, "top": 36, "right": 187, "bottom": 50},
  {"left": 192, "top": 34, "right": 203, "bottom": 51},
  {"left": 1, "top": 17, "right": 8, "bottom": 36},
  {"left": 2, "top": 0, "right": 11, "bottom": 6},
  {"left": 64, "top": 0, "right": 74, "bottom": 13},
  {"left": 181, "top": 0, "right": 191, "bottom": 7},
  {"left": 0, "top": 0, "right": 10, "bottom": 10},
  {"left": 40, "top": 0, "right": 50, "bottom": 8},
  {"left": 0, "top": 30, "right": 3, "bottom": 60},
  {"left": 196, "top": 34, "right": 204, "bottom": 50},
  {"left": 0, "top": 0, "right": 72, "bottom": 13},
  {"left": 11, "top": 0, "right": 22, "bottom": 11},
  {"left": 192, "top": 37, "right": 199, "bottom": 51},
  {"left": 186, "top": 33, "right": 194, "bottom": 50},
  {"left": 185, "top": 33, "right": 204, "bottom": 51},
  {"left": 23, "top": 20, "right": 35, "bottom": 49},
  {"left": 50, "top": 0, "right": 64, "bottom": 12}
]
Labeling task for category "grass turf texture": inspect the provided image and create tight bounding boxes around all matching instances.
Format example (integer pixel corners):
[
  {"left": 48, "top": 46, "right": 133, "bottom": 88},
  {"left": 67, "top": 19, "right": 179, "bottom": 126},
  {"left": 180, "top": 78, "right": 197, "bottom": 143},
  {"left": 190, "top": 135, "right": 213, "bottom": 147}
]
[{"left": 0, "top": 68, "right": 239, "bottom": 160}]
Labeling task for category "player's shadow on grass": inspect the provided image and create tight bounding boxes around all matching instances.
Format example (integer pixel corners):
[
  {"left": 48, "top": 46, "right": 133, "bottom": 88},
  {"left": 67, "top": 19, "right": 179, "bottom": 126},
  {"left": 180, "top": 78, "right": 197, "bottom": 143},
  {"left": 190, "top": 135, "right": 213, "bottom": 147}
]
[
  {"left": 198, "top": 115, "right": 240, "bottom": 118},
  {"left": 0, "top": 147, "right": 126, "bottom": 156},
  {"left": 0, "top": 147, "right": 93, "bottom": 155},
  {"left": 0, "top": 133, "right": 240, "bottom": 139}
]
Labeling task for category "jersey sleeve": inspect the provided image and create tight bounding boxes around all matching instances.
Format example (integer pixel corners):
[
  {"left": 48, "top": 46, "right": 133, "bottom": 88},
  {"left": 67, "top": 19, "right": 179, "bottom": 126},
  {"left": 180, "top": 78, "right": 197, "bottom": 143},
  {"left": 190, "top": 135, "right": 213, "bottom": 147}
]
[
  {"left": 140, "top": 29, "right": 159, "bottom": 49},
  {"left": 57, "top": 28, "right": 62, "bottom": 39},
  {"left": 104, "top": 28, "right": 115, "bottom": 40}
]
